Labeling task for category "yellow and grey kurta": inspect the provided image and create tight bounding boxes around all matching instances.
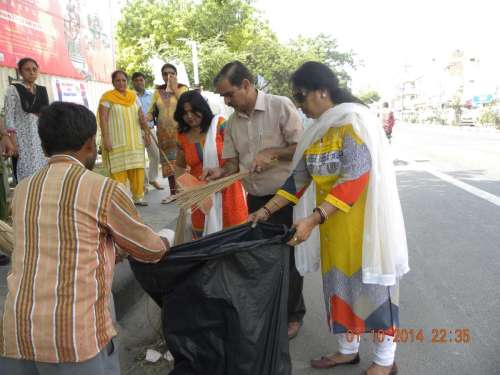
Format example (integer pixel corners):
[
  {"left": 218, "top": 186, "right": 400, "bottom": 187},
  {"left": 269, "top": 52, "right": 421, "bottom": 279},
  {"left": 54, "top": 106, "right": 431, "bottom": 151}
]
[{"left": 278, "top": 124, "right": 399, "bottom": 335}]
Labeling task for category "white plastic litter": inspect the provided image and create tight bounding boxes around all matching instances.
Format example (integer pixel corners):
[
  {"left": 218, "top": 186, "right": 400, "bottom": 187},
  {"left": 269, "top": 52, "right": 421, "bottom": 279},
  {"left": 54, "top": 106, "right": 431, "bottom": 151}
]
[
  {"left": 145, "top": 349, "right": 162, "bottom": 363},
  {"left": 164, "top": 350, "right": 174, "bottom": 362}
]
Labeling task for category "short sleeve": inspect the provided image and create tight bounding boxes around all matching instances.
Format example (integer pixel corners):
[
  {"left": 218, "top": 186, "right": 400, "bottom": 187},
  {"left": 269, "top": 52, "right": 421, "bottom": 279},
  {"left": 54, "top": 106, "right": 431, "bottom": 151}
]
[
  {"left": 279, "top": 97, "right": 303, "bottom": 144},
  {"left": 100, "top": 100, "right": 111, "bottom": 108}
]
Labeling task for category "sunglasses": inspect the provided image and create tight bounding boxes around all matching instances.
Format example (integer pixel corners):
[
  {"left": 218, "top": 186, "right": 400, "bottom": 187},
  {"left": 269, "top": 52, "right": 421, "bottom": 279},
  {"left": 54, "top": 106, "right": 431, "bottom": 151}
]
[{"left": 292, "top": 90, "right": 308, "bottom": 103}]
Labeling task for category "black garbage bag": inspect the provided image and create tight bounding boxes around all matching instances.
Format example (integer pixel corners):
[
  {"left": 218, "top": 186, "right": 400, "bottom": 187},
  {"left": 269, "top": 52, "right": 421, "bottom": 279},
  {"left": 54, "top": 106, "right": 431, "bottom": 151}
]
[{"left": 129, "top": 222, "right": 293, "bottom": 375}]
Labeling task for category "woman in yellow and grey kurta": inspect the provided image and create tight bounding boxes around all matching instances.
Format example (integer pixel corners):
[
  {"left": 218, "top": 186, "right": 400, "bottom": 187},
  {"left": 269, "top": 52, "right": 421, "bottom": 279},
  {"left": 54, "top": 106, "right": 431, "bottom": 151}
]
[
  {"left": 250, "top": 62, "right": 401, "bottom": 374},
  {"left": 99, "top": 70, "right": 150, "bottom": 206}
]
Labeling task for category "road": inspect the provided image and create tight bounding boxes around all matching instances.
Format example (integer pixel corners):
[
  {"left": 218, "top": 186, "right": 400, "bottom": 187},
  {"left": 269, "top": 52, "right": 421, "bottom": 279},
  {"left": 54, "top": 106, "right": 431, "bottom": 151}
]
[{"left": 290, "top": 124, "right": 500, "bottom": 374}]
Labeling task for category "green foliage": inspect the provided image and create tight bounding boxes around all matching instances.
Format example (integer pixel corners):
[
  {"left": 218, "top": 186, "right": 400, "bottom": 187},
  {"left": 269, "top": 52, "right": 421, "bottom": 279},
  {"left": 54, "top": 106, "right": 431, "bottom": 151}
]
[
  {"left": 478, "top": 105, "right": 500, "bottom": 127},
  {"left": 115, "top": 0, "right": 356, "bottom": 95},
  {"left": 358, "top": 89, "right": 381, "bottom": 104}
]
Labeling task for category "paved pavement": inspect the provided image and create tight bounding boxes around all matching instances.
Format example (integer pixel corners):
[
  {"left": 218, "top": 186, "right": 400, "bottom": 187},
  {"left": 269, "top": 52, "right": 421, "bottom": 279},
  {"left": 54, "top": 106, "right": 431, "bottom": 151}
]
[{"left": 1, "top": 123, "right": 499, "bottom": 374}]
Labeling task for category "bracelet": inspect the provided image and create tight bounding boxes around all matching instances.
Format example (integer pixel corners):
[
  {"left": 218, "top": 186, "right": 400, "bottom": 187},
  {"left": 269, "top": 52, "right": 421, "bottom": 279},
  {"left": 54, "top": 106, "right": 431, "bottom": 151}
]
[
  {"left": 313, "top": 207, "right": 328, "bottom": 224},
  {"left": 262, "top": 206, "right": 272, "bottom": 218}
]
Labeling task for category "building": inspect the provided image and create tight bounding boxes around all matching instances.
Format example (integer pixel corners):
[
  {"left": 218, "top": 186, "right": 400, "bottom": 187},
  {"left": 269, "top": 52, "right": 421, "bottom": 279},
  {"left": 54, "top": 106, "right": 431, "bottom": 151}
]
[{"left": 1, "top": 0, "right": 116, "bottom": 112}]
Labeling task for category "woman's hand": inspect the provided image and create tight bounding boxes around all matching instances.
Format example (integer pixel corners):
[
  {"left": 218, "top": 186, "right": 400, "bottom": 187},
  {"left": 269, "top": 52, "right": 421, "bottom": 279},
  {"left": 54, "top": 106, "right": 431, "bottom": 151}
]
[
  {"left": 287, "top": 215, "right": 320, "bottom": 246},
  {"left": 168, "top": 75, "right": 178, "bottom": 92},
  {"left": 248, "top": 208, "right": 270, "bottom": 228},
  {"left": 103, "top": 137, "right": 113, "bottom": 152}
]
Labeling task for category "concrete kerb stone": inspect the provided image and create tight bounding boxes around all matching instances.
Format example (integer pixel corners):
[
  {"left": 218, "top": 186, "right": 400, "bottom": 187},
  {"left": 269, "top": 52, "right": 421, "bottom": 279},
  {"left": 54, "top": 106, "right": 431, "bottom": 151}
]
[{"left": 400, "top": 121, "right": 500, "bottom": 133}]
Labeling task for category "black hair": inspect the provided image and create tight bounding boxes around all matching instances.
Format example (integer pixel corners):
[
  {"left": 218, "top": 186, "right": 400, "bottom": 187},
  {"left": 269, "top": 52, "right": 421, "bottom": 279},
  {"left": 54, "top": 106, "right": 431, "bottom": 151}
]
[
  {"left": 17, "top": 57, "right": 39, "bottom": 71},
  {"left": 131, "top": 72, "right": 145, "bottom": 81},
  {"left": 174, "top": 90, "right": 214, "bottom": 134},
  {"left": 161, "top": 63, "right": 177, "bottom": 74},
  {"left": 383, "top": 102, "right": 389, "bottom": 108},
  {"left": 214, "top": 61, "right": 254, "bottom": 87},
  {"left": 111, "top": 70, "right": 128, "bottom": 82},
  {"left": 38, "top": 102, "right": 97, "bottom": 156},
  {"left": 290, "top": 61, "right": 365, "bottom": 105}
]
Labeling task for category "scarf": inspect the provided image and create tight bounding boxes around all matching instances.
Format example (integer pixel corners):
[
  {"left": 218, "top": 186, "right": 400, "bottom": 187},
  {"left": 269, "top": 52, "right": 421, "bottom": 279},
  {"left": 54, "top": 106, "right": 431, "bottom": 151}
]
[
  {"left": 99, "top": 89, "right": 137, "bottom": 107},
  {"left": 203, "top": 115, "right": 225, "bottom": 236},
  {"left": 292, "top": 103, "right": 409, "bottom": 286},
  {"left": 12, "top": 83, "right": 49, "bottom": 114}
]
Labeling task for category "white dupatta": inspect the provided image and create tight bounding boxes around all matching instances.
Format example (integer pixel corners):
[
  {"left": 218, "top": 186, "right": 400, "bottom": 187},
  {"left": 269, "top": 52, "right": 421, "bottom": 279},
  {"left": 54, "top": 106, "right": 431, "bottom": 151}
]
[
  {"left": 202, "top": 114, "right": 224, "bottom": 236},
  {"left": 292, "top": 103, "right": 409, "bottom": 286}
]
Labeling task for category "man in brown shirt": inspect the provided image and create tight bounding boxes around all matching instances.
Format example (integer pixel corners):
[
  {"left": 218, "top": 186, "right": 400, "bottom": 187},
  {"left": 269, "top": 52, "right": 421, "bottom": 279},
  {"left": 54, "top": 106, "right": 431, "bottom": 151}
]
[
  {"left": 0, "top": 102, "right": 169, "bottom": 374},
  {"left": 203, "top": 61, "right": 306, "bottom": 339}
]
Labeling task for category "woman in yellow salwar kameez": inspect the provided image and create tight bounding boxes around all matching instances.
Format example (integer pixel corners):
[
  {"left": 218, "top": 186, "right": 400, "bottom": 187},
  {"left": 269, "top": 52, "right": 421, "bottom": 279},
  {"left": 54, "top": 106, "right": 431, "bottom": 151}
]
[
  {"left": 250, "top": 62, "right": 409, "bottom": 375},
  {"left": 99, "top": 70, "right": 150, "bottom": 206}
]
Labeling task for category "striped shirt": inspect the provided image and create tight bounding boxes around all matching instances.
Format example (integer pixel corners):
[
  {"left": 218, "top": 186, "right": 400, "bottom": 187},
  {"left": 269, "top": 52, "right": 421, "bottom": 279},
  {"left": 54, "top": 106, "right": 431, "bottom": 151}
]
[{"left": 0, "top": 155, "right": 167, "bottom": 363}]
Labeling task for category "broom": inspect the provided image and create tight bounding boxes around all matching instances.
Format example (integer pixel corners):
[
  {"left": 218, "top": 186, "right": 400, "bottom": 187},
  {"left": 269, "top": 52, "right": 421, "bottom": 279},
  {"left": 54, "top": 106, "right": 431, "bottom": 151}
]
[
  {"left": 174, "top": 170, "right": 249, "bottom": 212},
  {"left": 0, "top": 219, "right": 13, "bottom": 255}
]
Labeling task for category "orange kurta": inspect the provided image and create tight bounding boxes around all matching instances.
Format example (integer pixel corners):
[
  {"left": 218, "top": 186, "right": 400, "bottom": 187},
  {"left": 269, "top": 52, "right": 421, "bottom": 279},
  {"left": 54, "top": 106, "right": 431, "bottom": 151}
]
[{"left": 177, "top": 119, "right": 247, "bottom": 238}]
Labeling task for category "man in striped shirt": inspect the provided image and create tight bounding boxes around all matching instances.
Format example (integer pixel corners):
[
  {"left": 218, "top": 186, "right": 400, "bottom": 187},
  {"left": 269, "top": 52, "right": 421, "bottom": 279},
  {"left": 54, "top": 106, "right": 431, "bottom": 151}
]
[{"left": 0, "top": 102, "right": 169, "bottom": 374}]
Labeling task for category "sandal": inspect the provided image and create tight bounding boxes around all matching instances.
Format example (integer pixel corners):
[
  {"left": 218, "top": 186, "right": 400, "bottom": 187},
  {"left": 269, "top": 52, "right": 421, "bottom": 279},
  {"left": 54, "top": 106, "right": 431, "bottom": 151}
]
[
  {"left": 310, "top": 353, "right": 360, "bottom": 369},
  {"left": 161, "top": 195, "right": 177, "bottom": 204}
]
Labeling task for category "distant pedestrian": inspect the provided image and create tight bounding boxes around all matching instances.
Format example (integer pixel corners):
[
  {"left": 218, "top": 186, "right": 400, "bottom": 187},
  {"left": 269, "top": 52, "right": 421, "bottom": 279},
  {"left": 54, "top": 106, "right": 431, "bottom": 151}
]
[
  {"left": 99, "top": 70, "right": 150, "bottom": 206},
  {"left": 146, "top": 63, "right": 188, "bottom": 203},
  {"left": 3, "top": 57, "right": 49, "bottom": 181},
  {"left": 175, "top": 90, "right": 247, "bottom": 239},
  {"left": 381, "top": 102, "right": 395, "bottom": 142},
  {"left": 0, "top": 102, "right": 169, "bottom": 374},
  {"left": 250, "top": 62, "right": 409, "bottom": 375},
  {"left": 132, "top": 72, "right": 163, "bottom": 191}
]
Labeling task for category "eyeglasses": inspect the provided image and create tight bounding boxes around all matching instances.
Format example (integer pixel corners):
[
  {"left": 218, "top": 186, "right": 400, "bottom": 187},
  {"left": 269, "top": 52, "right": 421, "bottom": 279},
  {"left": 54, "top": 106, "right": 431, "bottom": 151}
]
[{"left": 292, "top": 91, "right": 308, "bottom": 103}]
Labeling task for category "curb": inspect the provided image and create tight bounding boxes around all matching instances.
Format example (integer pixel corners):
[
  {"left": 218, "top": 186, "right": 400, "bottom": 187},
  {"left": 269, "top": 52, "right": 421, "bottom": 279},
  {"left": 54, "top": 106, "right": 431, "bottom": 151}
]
[{"left": 400, "top": 122, "right": 499, "bottom": 133}]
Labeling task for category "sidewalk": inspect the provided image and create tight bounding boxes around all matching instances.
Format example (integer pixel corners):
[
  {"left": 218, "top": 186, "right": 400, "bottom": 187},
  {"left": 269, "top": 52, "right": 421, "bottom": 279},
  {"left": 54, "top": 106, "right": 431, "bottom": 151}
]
[{"left": 0, "top": 175, "right": 178, "bottom": 374}]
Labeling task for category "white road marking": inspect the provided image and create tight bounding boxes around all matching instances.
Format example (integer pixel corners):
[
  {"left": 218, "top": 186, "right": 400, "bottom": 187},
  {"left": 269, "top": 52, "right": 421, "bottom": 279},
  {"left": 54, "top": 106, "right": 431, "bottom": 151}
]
[{"left": 395, "top": 162, "right": 500, "bottom": 208}]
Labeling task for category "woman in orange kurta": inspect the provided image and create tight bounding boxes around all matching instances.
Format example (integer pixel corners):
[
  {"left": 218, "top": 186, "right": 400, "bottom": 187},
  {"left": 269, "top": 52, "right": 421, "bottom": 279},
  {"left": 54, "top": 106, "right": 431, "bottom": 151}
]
[{"left": 175, "top": 90, "right": 247, "bottom": 239}]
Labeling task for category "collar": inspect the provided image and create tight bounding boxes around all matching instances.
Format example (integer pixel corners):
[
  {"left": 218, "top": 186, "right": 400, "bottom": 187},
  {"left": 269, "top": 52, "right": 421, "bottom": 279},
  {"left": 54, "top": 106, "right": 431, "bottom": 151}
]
[
  {"left": 236, "top": 90, "right": 266, "bottom": 119},
  {"left": 48, "top": 154, "right": 85, "bottom": 167},
  {"left": 137, "top": 90, "right": 151, "bottom": 97}
]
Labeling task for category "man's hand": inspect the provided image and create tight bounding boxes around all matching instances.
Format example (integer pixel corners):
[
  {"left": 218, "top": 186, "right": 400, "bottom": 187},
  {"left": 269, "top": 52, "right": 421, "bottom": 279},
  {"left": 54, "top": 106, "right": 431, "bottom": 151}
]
[
  {"left": 200, "top": 167, "right": 225, "bottom": 181},
  {"left": 248, "top": 207, "right": 270, "bottom": 228},
  {"left": 251, "top": 149, "right": 277, "bottom": 173},
  {"left": 287, "top": 215, "right": 319, "bottom": 246},
  {"left": 1, "top": 136, "right": 16, "bottom": 157}
]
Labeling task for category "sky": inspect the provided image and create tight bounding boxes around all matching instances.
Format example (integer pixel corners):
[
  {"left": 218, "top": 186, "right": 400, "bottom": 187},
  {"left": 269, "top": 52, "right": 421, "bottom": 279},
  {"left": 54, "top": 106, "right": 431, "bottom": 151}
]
[{"left": 255, "top": 0, "right": 500, "bottom": 99}]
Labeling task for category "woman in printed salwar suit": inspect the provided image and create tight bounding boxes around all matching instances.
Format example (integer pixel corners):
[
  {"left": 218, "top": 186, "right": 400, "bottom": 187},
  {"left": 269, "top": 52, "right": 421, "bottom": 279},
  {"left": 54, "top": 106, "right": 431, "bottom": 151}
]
[{"left": 250, "top": 62, "right": 409, "bottom": 375}]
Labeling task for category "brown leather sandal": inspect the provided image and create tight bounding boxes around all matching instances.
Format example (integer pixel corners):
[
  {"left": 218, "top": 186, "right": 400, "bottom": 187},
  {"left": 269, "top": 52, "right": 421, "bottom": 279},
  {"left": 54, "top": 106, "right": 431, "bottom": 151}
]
[{"left": 310, "top": 353, "right": 360, "bottom": 369}]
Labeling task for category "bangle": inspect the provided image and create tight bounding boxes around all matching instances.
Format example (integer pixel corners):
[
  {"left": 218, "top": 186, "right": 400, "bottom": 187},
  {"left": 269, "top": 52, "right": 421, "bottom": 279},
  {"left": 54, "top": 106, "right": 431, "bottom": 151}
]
[
  {"left": 6, "top": 128, "right": 16, "bottom": 135},
  {"left": 262, "top": 206, "right": 272, "bottom": 218},
  {"left": 313, "top": 207, "right": 328, "bottom": 224}
]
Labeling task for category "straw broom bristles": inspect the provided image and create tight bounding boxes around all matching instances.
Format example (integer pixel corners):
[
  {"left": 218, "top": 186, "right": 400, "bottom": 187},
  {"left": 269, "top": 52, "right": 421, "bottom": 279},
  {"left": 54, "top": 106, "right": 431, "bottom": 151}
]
[
  {"left": 0, "top": 219, "right": 13, "bottom": 255},
  {"left": 175, "top": 171, "right": 249, "bottom": 211}
]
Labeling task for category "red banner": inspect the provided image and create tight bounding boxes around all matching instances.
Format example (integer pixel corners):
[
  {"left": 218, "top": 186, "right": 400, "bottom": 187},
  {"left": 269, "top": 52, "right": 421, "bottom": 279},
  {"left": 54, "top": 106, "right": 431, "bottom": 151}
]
[{"left": 0, "top": 0, "right": 114, "bottom": 82}]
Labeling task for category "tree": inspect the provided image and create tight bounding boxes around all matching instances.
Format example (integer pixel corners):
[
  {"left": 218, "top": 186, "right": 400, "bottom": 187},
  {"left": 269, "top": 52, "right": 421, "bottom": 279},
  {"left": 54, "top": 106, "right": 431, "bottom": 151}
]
[
  {"left": 358, "top": 89, "right": 381, "bottom": 104},
  {"left": 115, "top": 0, "right": 356, "bottom": 96}
]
